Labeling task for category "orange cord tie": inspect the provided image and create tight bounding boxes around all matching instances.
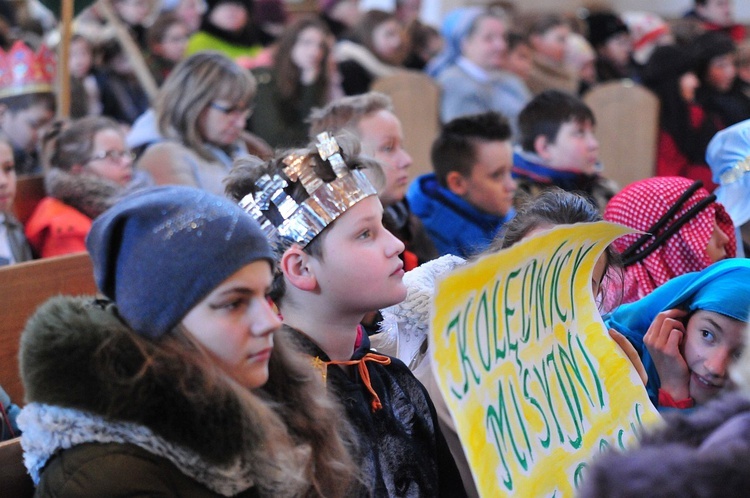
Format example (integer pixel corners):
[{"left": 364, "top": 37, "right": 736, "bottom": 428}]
[{"left": 324, "top": 353, "right": 392, "bottom": 412}]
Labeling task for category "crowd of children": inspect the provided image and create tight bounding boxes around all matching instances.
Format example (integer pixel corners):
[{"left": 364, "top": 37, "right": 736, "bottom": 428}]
[{"left": 2, "top": 0, "right": 750, "bottom": 495}]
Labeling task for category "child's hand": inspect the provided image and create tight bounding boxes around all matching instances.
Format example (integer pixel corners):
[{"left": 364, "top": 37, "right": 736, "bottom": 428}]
[
  {"left": 608, "top": 328, "right": 648, "bottom": 385},
  {"left": 644, "top": 308, "right": 690, "bottom": 401}
]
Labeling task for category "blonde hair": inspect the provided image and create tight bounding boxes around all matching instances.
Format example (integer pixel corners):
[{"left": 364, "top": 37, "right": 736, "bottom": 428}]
[{"left": 155, "top": 51, "right": 257, "bottom": 161}]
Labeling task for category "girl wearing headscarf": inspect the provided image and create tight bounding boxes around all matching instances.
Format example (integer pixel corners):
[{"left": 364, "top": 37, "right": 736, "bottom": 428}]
[
  {"left": 605, "top": 258, "right": 750, "bottom": 411},
  {"left": 603, "top": 176, "right": 734, "bottom": 308}
]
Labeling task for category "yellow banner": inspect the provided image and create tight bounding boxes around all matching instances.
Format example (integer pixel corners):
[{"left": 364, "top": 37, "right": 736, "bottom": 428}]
[{"left": 431, "top": 222, "right": 661, "bottom": 497}]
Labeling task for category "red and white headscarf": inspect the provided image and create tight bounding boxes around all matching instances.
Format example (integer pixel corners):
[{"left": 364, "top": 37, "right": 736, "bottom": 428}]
[{"left": 603, "top": 176, "right": 735, "bottom": 306}]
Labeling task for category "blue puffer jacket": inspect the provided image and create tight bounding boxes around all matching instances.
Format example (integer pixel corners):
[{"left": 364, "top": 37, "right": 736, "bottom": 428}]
[{"left": 406, "top": 173, "right": 514, "bottom": 258}]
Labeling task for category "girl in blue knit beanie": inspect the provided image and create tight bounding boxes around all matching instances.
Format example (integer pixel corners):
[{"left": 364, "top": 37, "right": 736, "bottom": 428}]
[{"left": 17, "top": 185, "right": 357, "bottom": 497}]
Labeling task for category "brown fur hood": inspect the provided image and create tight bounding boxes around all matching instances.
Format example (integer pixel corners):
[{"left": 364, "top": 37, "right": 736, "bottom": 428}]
[{"left": 19, "top": 296, "right": 311, "bottom": 496}]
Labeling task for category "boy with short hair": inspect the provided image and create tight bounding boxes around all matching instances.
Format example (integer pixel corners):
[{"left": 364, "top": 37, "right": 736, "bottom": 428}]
[
  {"left": 513, "top": 89, "right": 616, "bottom": 211},
  {"left": 406, "top": 111, "right": 517, "bottom": 258},
  {"left": 0, "top": 135, "right": 33, "bottom": 266},
  {"left": 308, "top": 92, "right": 438, "bottom": 269},
  {"left": 0, "top": 42, "right": 56, "bottom": 175},
  {"left": 225, "top": 133, "right": 466, "bottom": 497}
]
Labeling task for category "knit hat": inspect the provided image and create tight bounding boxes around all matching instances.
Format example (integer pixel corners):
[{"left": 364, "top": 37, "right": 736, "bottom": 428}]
[
  {"left": 86, "top": 185, "right": 274, "bottom": 339},
  {"left": 586, "top": 11, "right": 629, "bottom": 49},
  {"left": 622, "top": 11, "right": 671, "bottom": 65},
  {"left": 706, "top": 118, "right": 750, "bottom": 227}
]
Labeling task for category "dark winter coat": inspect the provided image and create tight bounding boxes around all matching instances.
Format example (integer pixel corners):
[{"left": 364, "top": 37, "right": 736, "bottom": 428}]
[
  {"left": 18, "top": 297, "right": 324, "bottom": 497},
  {"left": 579, "top": 392, "right": 750, "bottom": 498},
  {"left": 282, "top": 325, "right": 467, "bottom": 497}
]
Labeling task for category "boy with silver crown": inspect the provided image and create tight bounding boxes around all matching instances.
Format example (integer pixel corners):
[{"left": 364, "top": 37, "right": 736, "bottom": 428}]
[{"left": 226, "top": 133, "right": 466, "bottom": 497}]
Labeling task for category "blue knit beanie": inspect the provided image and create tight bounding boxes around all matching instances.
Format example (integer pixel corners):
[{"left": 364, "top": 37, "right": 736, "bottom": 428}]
[{"left": 86, "top": 185, "right": 274, "bottom": 339}]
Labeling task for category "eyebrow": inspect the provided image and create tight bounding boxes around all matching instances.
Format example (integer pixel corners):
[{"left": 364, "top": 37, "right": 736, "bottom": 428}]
[{"left": 703, "top": 317, "right": 724, "bottom": 335}]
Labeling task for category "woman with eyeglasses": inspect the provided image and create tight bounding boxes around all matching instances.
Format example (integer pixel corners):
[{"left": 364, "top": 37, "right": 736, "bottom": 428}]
[
  {"left": 134, "top": 51, "right": 270, "bottom": 195},
  {"left": 25, "top": 116, "right": 151, "bottom": 258}
]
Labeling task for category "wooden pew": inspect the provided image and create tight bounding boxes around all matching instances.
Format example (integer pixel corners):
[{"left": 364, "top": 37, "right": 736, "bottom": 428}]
[
  {"left": 0, "top": 437, "right": 33, "bottom": 497},
  {"left": 583, "top": 80, "right": 660, "bottom": 189},
  {"left": 371, "top": 71, "right": 441, "bottom": 182},
  {"left": 0, "top": 252, "right": 97, "bottom": 404},
  {"left": 13, "top": 175, "right": 45, "bottom": 226}
]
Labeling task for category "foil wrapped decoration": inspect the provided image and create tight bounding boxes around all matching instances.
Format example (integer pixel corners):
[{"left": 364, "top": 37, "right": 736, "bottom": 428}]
[{"left": 239, "top": 132, "right": 377, "bottom": 252}]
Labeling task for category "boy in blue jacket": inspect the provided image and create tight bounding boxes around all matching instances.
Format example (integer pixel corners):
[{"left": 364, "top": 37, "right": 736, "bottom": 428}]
[{"left": 406, "top": 111, "right": 516, "bottom": 258}]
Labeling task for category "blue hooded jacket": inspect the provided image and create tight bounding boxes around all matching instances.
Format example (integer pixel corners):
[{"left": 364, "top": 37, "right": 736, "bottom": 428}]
[{"left": 406, "top": 173, "right": 515, "bottom": 258}]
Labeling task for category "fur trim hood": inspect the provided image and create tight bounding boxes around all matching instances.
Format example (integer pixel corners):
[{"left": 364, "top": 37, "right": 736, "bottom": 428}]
[
  {"left": 19, "top": 296, "right": 310, "bottom": 496},
  {"left": 45, "top": 168, "right": 121, "bottom": 219}
]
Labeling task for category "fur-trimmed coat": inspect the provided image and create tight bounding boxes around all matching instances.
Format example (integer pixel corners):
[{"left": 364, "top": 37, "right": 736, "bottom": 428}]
[
  {"left": 19, "top": 297, "right": 341, "bottom": 497},
  {"left": 578, "top": 392, "right": 750, "bottom": 497},
  {"left": 24, "top": 168, "right": 151, "bottom": 258}
]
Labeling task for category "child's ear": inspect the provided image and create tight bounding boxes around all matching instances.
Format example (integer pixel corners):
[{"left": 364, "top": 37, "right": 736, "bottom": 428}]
[
  {"left": 534, "top": 135, "right": 551, "bottom": 160},
  {"left": 280, "top": 245, "right": 317, "bottom": 291},
  {"left": 446, "top": 171, "right": 468, "bottom": 196},
  {"left": 70, "top": 163, "right": 85, "bottom": 175}
]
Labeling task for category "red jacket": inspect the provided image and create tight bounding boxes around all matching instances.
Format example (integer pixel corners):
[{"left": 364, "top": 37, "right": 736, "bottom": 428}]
[{"left": 25, "top": 197, "right": 91, "bottom": 258}]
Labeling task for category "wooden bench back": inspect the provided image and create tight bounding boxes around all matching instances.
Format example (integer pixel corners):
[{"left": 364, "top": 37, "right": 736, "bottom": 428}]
[
  {"left": 371, "top": 71, "right": 441, "bottom": 182},
  {"left": 583, "top": 80, "right": 660, "bottom": 189},
  {"left": 0, "top": 437, "right": 33, "bottom": 497},
  {"left": 13, "top": 175, "right": 45, "bottom": 226},
  {"left": 0, "top": 252, "right": 97, "bottom": 403}
]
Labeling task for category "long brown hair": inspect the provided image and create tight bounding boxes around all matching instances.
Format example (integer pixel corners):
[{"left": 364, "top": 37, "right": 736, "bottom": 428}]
[{"left": 274, "top": 16, "right": 331, "bottom": 100}]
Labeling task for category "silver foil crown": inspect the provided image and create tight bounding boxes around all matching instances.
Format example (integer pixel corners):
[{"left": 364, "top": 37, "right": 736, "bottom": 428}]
[{"left": 239, "top": 132, "right": 377, "bottom": 251}]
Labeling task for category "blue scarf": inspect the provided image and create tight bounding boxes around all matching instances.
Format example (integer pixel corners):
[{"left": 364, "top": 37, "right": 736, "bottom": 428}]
[{"left": 604, "top": 259, "right": 750, "bottom": 405}]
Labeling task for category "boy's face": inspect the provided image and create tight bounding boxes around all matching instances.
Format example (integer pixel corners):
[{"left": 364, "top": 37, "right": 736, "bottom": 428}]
[
  {"left": 357, "top": 109, "right": 411, "bottom": 206},
  {"left": 309, "top": 196, "right": 407, "bottom": 314},
  {"left": 542, "top": 119, "right": 599, "bottom": 174},
  {"left": 696, "top": 0, "right": 734, "bottom": 27},
  {"left": 532, "top": 24, "right": 569, "bottom": 63},
  {"left": 599, "top": 32, "right": 632, "bottom": 68},
  {"left": 69, "top": 38, "right": 93, "bottom": 79},
  {"left": 457, "top": 139, "right": 516, "bottom": 217},
  {"left": 0, "top": 103, "right": 55, "bottom": 154},
  {"left": 681, "top": 309, "right": 744, "bottom": 405},
  {"left": 506, "top": 43, "right": 533, "bottom": 81},
  {"left": 182, "top": 260, "right": 280, "bottom": 390},
  {"left": 707, "top": 53, "right": 737, "bottom": 92},
  {"left": 357, "top": 109, "right": 412, "bottom": 206},
  {"left": 0, "top": 142, "right": 16, "bottom": 212},
  {"left": 156, "top": 23, "right": 190, "bottom": 62}
]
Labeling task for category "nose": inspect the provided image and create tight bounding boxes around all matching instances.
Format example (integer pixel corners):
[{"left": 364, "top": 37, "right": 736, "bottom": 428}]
[
  {"left": 587, "top": 132, "right": 599, "bottom": 151},
  {"left": 399, "top": 148, "right": 412, "bottom": 169},
  {"left": 384, "top": 228, "right": 405, "bottom": 257},
  {"left": 249, "top": 298, "right": 282, "bottom": 338},
  {"left": 505, "top": 173, "right": 517, "bottom": 193},
  {"left": 705, "top": 348, "right": 731, "bottom": 378}
]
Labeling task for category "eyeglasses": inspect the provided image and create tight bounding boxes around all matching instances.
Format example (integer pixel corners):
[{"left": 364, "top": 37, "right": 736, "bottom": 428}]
[
  {"left": 86, "top": 150, "right": 135, "bottom": 164},
  {"left": 209, "top": 101, "right": 253, "bottom": 118}
]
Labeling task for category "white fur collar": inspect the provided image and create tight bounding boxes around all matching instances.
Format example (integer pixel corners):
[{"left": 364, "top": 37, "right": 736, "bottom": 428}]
[{"left": 19, "top": 403, "right": 255, "bottom": 496}]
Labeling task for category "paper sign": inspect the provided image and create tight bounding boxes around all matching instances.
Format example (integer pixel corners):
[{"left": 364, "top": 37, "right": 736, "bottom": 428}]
[{"left": 431, "top": 222, "right": 661, "bottom": 497}]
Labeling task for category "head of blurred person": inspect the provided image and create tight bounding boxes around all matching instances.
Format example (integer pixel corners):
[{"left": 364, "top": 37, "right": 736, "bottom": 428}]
[{"left": 154, "top": 51, "right": 257, "bottom": 160}]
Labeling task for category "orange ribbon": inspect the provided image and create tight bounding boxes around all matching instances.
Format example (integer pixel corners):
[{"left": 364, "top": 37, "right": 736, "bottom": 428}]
[{"left": 322, "top": 353, "right": 392, "bottom": 412}]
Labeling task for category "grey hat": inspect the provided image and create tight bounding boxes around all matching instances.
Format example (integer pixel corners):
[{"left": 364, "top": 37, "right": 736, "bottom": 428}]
[{"left": 86, "top": 185, "right": 274, "bottom": 339}]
